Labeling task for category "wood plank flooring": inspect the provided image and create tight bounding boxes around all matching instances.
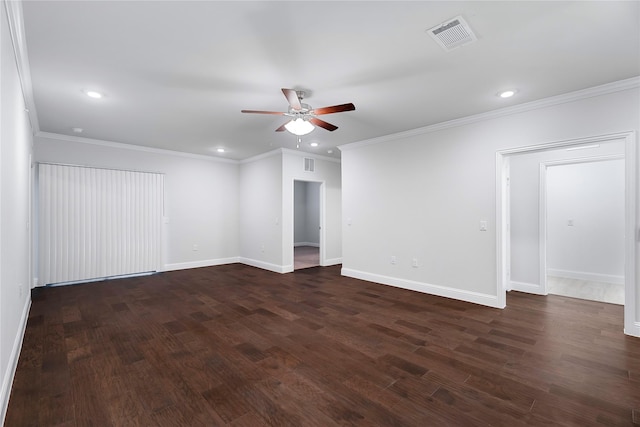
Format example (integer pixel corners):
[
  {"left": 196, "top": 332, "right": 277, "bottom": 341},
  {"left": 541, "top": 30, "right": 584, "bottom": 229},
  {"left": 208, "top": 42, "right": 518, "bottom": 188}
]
[{"left": 6, "top": 264, "right": 640, "bottom": 426}]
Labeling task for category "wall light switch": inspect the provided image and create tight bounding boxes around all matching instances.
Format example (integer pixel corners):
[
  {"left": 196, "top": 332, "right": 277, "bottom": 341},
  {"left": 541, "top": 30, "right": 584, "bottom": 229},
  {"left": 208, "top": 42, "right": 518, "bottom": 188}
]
[
  {"left": 567, "top": 219, "right": 574, "bottom": 226},
  {"left": 479, "top": 221, "right": 487, "bottom": 231}
]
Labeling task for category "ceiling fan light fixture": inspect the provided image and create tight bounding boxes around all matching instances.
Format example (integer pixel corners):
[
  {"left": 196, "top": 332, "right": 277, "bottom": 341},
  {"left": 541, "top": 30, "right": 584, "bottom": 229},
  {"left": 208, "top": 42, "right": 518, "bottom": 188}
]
[{"left": 284, "top": 118, "right": 314, "bottom": 136}]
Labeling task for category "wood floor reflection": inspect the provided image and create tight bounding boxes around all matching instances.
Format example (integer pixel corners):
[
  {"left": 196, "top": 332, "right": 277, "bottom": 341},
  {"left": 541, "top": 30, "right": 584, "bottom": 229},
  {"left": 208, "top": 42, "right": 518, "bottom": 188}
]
[{"left": 294, "top": 245, "right": 319, "bottom": 270}]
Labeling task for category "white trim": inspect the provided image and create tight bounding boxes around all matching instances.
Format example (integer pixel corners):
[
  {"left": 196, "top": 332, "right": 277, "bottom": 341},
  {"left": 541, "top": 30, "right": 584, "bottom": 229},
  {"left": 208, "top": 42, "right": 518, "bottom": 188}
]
[
  {"left": 163, "top": 257, "right": 240, "bottom": 272},
  {"left": 238, "top": 257, "right": 289, "bottom": 274},
  {"left": 627, "top": 322, "right": 640, "bottom": 337},
  {"left": 322, "top": 257, "right": 342, "bottom": 267},
  {"left": 4, "top": 0, "right": 39, "bottom": 133},
  {"left": 240, "top": 148, "right": 283, "bottom": 164},
  {"left": 341, "top": 268, "right": 503, "bottom": 309},
  {"left": 497, "top": 132, "right": 634, "bottom": 156},
  {"left": 538, "top": 162, "right": 548, "bottom": 296},
  {"left": 242, "top": 148, "right": 342, "bottom": 165},
  {"left": 294, "top": 242, "right": 320, "bottom": 247},
  {"left": 510, "top": 281, "right": 547, "bottom": 295},
  {"left": 623, "top": 132, "right": 637, "bottom": 338},
  {"left": 1, "top": 298, "right": 31, "bottom": 426},
  {"left": 340, "top": 77, "right": 640, "bottom": 153},
  {"left": 281, "top": 148, "right": 341, "bottom": 164},
  {"left": 547, "top": 269, "right": 624, "bottom": 285},
  {"left": 36, "top": 132, "right": 237, "bottom": 164}
]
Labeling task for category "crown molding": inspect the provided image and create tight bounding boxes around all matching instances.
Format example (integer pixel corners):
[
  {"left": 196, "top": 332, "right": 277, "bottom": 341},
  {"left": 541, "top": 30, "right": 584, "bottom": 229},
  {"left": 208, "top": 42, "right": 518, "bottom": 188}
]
[
  {"left": 339, "top": 76, "right": 640, "bottom": 152},
  {"left": 36, "top": 131, "right": 238, "bottom": 164},
  {"left": 239, "top": 148, "right": 283, "bottom": 164},
  {"left": 4, "top": 0, "right": 39, "bottom": 133},
  {"left": 281, "top": 148, "right": 341, "bottom": 164}
]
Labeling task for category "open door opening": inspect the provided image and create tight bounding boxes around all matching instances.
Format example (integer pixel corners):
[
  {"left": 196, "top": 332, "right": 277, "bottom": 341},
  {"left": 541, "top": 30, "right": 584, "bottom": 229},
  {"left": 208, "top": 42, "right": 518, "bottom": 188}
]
[
  {"left": 496, "top": 131, "right": 637, "bottom": 336},
  {"left": 544, "top": 157, "right": 625, "bottom": 304},
  {"left": 294, "top": 180, "right": 321, "bottom": 270}
]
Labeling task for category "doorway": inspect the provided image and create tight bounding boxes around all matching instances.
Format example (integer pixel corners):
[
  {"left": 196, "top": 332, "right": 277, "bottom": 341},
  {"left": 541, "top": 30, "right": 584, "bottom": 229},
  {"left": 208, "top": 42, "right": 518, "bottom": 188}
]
[
  {"left": 496, "top": 131, "right": 637, "bottom": 336},
  {"left": 294, "top": 180, "right": 321, "bottom": 270},
  {"left": 544, "top": 157, "right": 625, "bottom": 304}
]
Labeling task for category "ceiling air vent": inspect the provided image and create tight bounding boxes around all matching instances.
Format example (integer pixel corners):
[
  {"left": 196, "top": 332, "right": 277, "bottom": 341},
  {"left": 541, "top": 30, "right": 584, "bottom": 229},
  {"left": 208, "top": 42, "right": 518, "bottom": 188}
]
[
  {"left": 303, "top": 157, "right": 315, "bottom": 172},
  {"left": 427, "top": 16, "right": 477, "bottom": 52}
]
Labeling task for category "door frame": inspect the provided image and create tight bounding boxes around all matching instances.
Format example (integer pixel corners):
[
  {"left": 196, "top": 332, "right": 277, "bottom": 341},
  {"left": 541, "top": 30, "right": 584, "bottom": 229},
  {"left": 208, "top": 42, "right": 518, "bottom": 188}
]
[{"left": 496, "top": 131, "right": 638, "bottom": 336}]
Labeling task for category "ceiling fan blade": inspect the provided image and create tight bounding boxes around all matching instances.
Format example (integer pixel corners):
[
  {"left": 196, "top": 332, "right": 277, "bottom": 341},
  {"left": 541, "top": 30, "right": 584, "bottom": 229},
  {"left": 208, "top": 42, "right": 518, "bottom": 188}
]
[
  {"left": 309, "top": 117, "right": 338, "bottom": 131},
  {"left": 275, "top": 121, "right": 290, "bottom": 132},
  {"left": 312, "top": 103, "right": 355, "bottom": 115},
  {"left": 241, "top": 110, "right": 285, "bottom": 115},
  {"left": 282, "top": 88, "right": 302, "bottom": 111}
]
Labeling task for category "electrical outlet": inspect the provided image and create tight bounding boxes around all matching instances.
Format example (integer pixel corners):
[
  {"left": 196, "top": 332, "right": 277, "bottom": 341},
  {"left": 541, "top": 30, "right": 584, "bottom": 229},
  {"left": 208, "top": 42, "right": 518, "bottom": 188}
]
[
  {"left": 18, "top": 284, "right": 23, "bottom": 297},
  {"left": 261, "top": 244, "right": 265, "bottom": 253},
  {"left": 412, "top": 258, "right": 419, "bottom": 268},
  {"left": 391, "top": 256, "right": 397, "bottom": 265},
  {"left": 192, "top": 244, "right": 199, "bottom": 251}
]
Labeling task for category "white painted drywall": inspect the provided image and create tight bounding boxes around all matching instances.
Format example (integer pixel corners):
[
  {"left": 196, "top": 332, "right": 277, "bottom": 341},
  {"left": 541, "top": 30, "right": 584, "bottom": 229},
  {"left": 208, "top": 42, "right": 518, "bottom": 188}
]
[
  {"left": 509, "top": 141, "right": 625, "bottom": 289},
  {"left": 547, "top": 159, "right": 624, "bottom": 283},
  {"left": 239, "top": 151, "right": 283, "bottom": 271},
  {"left": 283, "top": 150, "right": 342, "bottom": 268},
  {"left": 33, "top": 134, "right": 240, "bottom": 271},
  {"left": 294, "top": 180, "right": 320, "bottom": 246},
  {"left": 1, "top": 2, "right": 34, "bottom": 419},
  {"left": 340, "top": 85, "right": 639, "bottom": 309},
  {"left": 306, "top": 181, "right": 321, "bottom": 244}
]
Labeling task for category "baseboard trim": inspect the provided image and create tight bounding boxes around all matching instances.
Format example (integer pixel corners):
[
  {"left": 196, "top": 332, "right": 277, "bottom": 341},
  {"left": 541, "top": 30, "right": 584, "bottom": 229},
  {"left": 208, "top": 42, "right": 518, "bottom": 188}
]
[
  {"left": 323, "top": 257, "right": 343, "bottom": 267},
  {"left": 509, "top": 281, "right": 546, "bottom": 295},
  {"left": 547, "top": 269, "right": 623, "bottom": 285},
  {"left": 239, "top": 258, "right": 288, "bottom": 274},
  {"left": 1, "top": 296, "right": 31, "bottom": 425},
  {"left": 294, "top": 242, "right": 320, "bottom": 248},
  {"left": 625, "top": 321, "right": 640, "bottom": 338},
  {"left": 163, "top": 257, "right": 240, "bottom": 272},
  {"left": 341, "top": 268, "right": 503, "bottom": 308}
]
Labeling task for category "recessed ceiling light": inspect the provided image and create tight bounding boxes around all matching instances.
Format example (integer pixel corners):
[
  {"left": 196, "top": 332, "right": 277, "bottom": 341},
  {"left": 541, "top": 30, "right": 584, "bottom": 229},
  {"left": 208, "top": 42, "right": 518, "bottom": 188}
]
[
  {"left": 498, "top": 89, "right": 516, "bottom": 98},
  {"left": 72, "top": 127, "right": 83, "bottom": 133},
  {"left": 327, "top": 149, "right": 334, "bottom": 154},
  {"left": 310, "top": 142, "right": 319, "bottom": 147},
  {"left": 84, "top": 90, "right": 103, "bottom": 99},
  {"left": 216, "top": 148, "right": 225, "bottom": 153}
]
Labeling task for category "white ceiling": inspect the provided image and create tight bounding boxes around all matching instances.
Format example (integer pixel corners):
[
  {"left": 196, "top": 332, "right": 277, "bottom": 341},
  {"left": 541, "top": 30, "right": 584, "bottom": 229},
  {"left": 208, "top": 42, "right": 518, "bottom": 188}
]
[{"left": 20, "top": 1, "right": 640, "bottom": 160}]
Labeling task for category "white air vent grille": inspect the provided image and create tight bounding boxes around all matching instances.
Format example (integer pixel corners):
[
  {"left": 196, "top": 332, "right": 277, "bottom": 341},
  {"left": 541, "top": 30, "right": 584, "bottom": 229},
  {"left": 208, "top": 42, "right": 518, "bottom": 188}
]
[
  {"left": 427, "top": 16, "right": 477, "bottom": 52},
  {"left": 304, "top": 157, "right": 315, "bottom": 172}
]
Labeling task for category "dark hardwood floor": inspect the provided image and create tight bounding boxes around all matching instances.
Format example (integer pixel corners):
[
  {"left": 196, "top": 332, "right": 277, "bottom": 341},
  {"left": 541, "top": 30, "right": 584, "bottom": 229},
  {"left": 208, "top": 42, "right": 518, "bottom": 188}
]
[{"left": 6, "top": 264, "right": 640, "bottom": 426}]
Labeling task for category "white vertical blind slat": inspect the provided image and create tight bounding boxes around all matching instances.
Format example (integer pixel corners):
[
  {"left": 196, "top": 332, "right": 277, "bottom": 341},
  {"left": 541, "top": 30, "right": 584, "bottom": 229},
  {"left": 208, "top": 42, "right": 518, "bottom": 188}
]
[{"left": 38, "top": 164, "right": 164, "bottom": 285}]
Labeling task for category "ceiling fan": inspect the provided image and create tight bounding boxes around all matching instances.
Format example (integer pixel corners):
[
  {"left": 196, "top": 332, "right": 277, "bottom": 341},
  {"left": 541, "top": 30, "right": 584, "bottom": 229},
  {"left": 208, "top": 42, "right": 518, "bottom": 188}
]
[{"left": 241, "top": 88, "right": 355, "bottom": 136}]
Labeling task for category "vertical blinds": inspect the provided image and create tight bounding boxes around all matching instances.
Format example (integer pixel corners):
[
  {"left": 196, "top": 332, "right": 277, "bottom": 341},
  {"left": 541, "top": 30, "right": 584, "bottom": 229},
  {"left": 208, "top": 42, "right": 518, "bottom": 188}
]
[{"left": 38, "top": 163, "right": 164, "bottom": 285}]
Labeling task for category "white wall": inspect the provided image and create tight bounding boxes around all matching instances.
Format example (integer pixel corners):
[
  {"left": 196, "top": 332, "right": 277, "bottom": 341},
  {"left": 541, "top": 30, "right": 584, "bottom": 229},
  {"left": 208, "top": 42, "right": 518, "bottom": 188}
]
[
  {"left": 34, "top": 134, "right": 240, "bottom": 272},
  {"left": 509, "top": 141, "right": 625, "bottom": 289},
  {"left": 547, "top": 159, "right": 624, "bottom": 283},
  {"left": 294, "top": 180, "right": 320, "bottom": 246},
  {"left": 1, "top": 1, "right": 33, "bottom": 420},
  {"left": 340, "top": 83, "right": 639, "bottom": 311},
  {"left": 283, "top": 150, "right": 342, "bottom": 269},
  {"left": 239, "top": 151, "right": 283, "bottom": 271}
]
